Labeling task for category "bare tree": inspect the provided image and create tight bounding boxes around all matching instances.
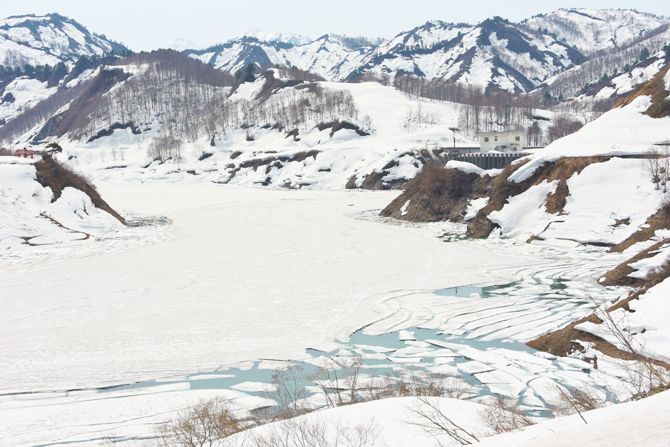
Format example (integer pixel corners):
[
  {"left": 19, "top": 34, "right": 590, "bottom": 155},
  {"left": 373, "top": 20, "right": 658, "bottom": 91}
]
[
  {"left": 410, "top": 396, "right": 480, "bottom": 445},
  {"left": 269, "top": 366, "right": 309, "bottom": 420},
  {"left": 315, "top": 355, "right": 363, "bottom": 407},
  {"left": 592, "top": 303, "right": 670, "bottom": 398},
  {"left": 148, "top": 134, "right": 184, "bottom": 165},
  {"left": 157, "top": 399, "right": 243, "bottom": 447},
  {"left": 645, "top": 149, "right": 662, "bottom": 190}
]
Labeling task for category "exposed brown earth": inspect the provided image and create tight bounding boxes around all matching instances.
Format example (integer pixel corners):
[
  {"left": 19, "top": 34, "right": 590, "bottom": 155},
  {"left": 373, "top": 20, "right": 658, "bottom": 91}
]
[
  {"left": 611, "top": 203, "right": 670, "bottom": 252},
  {"left": 34, "top": 156, "right": 126, "bottom": 224},
  {"left": 530, "top": 238, "right": 670, "bottom": 370},
  {"left": 602, "top": 239, "right": 670, "bottom": 288},
  {"left": 380, "top": 161, "right": 491, "bottom": 222},
  {"left": 347, "top": 150, "right": 435, "bottom": 191},
  {"left": 615, "top": 65, "right": 670, "bottom": 119},
  {"left": 224, "top": 150, "right": 320, "bottom": 186},
  {"left": 529, "top": 283, "right": 670, "bottom": 372},
  {"left": 316, "top": 120, "right": 370, "bottom": 137},
  {"left": 467, "top": 156, "right": 610, "bottom": 238},
  {"left": 544, "top": 179, "right": 569, "bottom": 214}
]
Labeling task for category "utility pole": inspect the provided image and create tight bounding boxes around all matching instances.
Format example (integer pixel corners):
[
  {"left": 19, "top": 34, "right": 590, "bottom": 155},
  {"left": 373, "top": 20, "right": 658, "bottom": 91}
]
[{"left": 449, "top": 127, "right": 459, "bottom": 151}]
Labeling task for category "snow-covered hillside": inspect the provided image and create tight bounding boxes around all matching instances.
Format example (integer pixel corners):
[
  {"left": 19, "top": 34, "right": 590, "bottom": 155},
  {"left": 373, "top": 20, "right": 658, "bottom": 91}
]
[
  {"left": 0, "top": 13, "right": 128, "bottom": 68},
  {"left": 386, "top": 67, "right": 670, "bottom": 242},
  {"left": 522, "top": 8, "right": 668, "bottom": 55},
  {"left": 1, "top": 50, "right": 484, "bottom": 190},
  {"left": 356, "top": 17, "right": 583, "bottom": 93},
  {"left": 0, "top": 156, "right": 125, "bottom": 253}
]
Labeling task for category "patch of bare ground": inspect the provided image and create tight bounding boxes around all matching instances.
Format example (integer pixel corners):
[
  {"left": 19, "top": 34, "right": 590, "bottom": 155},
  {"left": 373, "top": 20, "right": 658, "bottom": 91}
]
[
  {"left": 316, "top": 120, "right": 370, "bottom": 137},
  {"left": 222, "top": 151, "right": 320, "bottom": 187},
  {"left": 467, "top": 156, "right": 610, "bottom": 238},
  {"left": 611, "top": 201, "right": 670, "bottom": 252},
  {"left": 379, "top": 161, "right": 490, "bottom": 222},
  {"left": 346, "top": 150, "right": 434, "bottom": 191},
  {"left": 544, "top": 179, "right": 569, "bottom": 214},
  {"left": 529, "top": 312, "right": 670, "bottom": 372},
  {"left": 602, "top": 239, "right": 670, "bottom": 287},
  {"left": 615, "top": 65, "right": 670, "bottom": 119},
  {"left": 34, "top": 156, "right": 126, "bottom": 224},
  {"left": 530, "top": 239, "right": 670, "bottom": 372}
]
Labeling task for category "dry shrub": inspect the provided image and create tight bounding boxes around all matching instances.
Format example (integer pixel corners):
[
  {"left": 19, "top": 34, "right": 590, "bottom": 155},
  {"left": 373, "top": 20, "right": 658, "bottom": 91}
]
[
  {"left": 157, "top": 399, "right": 243, "bottom": 447},
  {"left": 554, "top": 387, "right": 604, "bottom": 416},
  {"left": 359, "top": 373, "right": 469, "bottom": 402},
  {"left": 251, "top": 418, "right": 377, "bottom": 447},
  {"left": 480, "top": 398, "right": 534, "bottom": 434},
  {"left": 594, "top": 305, "right": 670, "bottom": 399}
]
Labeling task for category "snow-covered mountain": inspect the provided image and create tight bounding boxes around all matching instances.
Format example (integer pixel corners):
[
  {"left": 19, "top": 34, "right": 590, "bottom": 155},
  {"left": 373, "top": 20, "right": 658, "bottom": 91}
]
[
  {"left": 354, "top": 17, "right": 583, "bottom": 93},
  {"left": 184, "top": 17, "right": 585, "bottom": 92},
  {"left": 185, "top": 34, "right": 373, "bottom": 81},
  {"left": 522, "top": 8, "right": 668, "bottom": 55},
  {"left": 0, "top": 13, "right": 128, "bottom": 68},
  {"left": 537, "top": 22, "right": 670, "bottom": 104},
  {"left": 184, "top": 9, "right": 668, "bottom": 93},
  {"left": 1, "top": 9, "right": 668, "bottom": 95}
]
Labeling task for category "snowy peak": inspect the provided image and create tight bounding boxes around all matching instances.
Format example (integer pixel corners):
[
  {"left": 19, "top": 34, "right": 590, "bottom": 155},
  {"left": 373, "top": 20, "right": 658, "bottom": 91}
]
[
  {"left": 374, "top": 20, "right": 471, "bottom": 54},
  {"left": 0, "top": 13, "right": 128, "bottom": 68},
  {"left": 355, "top": 16, "right": 583, "bottom": 92},
  {"left": 185, "top": 33, "right": 367, "bottom": 80},
  {"left": 241, "top": 29, "right": 312, "bottom": 46},
  {"left": 522, "top": 8, "right": 669, "bottom": 55}
]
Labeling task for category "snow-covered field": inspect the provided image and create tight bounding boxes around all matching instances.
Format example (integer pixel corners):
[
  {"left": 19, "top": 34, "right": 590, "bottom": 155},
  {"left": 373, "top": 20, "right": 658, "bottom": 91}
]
[{"left": 0, "top": 180, "right": 640, "bottom": 446}]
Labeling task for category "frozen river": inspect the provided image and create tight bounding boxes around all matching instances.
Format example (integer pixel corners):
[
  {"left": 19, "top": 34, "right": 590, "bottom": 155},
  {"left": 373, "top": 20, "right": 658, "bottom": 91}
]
[{"left": 0, "top": 183, "right": 631, "bottom": 445}]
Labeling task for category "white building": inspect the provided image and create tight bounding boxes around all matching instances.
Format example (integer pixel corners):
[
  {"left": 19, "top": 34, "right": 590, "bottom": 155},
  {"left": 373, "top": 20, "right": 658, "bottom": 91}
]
[{"left": 479, "top": 130, "right": 524, "bottom": 152}]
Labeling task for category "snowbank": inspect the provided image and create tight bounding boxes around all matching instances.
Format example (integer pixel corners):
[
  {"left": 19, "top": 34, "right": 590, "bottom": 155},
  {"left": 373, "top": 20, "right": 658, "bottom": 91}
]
[
  {"left": 510, "top": 96, "right": 670, "bottom": 184},
  {"left": 578, "top": 275, "right": 670, "bottom": 361},
  {"left": 479, "top": 390, "right": 670, "bottom": 447},
  {"left": 486, "top": 157, "right": 663, "bottom": 245},
  {"left": 0, "top": 158, "right": 124, "bottom": 253},
  {"left": 446, "top": 160, "right": 486, "bottom": 176},
  {"left": 230, "top": 397, "right": 492, "bottom": 447}
]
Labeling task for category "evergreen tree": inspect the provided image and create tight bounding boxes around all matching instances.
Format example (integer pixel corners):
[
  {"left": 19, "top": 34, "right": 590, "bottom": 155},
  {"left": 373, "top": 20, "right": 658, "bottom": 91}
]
[
  {"left": 640, "top": 47, "right": 651, "bottom": 61},
  {"left": 237, "top": 63, "right": 257, "bottom": 83}
]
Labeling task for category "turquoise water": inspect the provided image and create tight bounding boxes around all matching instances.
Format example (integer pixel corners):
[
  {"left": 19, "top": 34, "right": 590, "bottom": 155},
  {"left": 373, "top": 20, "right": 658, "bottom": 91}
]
[{"left": 89, "top": 277, "right": 613, "bottom": 420}]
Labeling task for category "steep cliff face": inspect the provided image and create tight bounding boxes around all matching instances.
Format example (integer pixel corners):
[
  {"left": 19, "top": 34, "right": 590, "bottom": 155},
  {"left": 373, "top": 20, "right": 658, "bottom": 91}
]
[{"left": 380, "top": 161, "right": 491, "bottom": 222}]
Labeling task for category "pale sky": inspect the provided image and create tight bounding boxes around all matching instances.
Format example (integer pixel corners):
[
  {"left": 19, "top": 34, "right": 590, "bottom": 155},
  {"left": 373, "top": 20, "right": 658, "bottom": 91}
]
[{"left": 1, "top": 0, "right": 669, "bottom": 51}]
